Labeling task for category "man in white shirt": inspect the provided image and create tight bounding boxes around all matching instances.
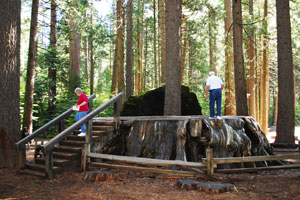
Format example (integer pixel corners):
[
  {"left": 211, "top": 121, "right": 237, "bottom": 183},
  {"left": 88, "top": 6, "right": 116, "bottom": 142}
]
[{"left": 205, "top": 71, "right": 224, "bottom": 119}]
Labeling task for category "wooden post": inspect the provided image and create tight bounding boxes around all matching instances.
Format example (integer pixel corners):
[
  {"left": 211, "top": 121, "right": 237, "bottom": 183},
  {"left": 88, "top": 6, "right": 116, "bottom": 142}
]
[
  {"left": 58, "top": 119, "right": 65, "bottom": 133},
  {"left": 81, "top": 144, "right": 87, "bottom": 171},
  {"left": 86, "top": 119, "right": 92, "bottom": 151},
  {"left": 206, "top": 148, "right": 214, "bottom": 179},
  {"left": 17, "top": 145, "right": 26, "bottom": 169},
  {"left": 45, "top": 150, "right": 54, "bottom": 179},
  {"left": 113, "top": 101, "right": 120, "bottom": 134}
]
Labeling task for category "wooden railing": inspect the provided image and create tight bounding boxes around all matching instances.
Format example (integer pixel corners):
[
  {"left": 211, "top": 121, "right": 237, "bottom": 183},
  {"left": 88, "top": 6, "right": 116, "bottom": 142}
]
[
  {"left": 16, "top": 94, "right": 96, "bottom": 170},
  {"left": 43, "top": 92, "right": 123, "bottom": 178},
  {"left": 203, "top": 148, "right": 300, "bottom": 179}
]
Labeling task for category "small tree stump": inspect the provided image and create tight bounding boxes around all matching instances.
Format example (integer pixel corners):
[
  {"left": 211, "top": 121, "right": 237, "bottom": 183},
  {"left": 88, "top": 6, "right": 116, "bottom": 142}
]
[{"left": 177, "top": 179, "right": 234, "bottom": 194}]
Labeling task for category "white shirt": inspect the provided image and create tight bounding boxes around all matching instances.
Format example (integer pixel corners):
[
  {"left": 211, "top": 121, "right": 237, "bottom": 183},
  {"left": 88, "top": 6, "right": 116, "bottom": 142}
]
[{"left": 206, "top": 75, "right": 223, "bottom": 90}]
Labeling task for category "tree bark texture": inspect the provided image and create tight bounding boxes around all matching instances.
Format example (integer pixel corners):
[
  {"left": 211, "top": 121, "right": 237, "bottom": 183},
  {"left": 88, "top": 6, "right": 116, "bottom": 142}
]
[
  {"left": 164, "top": 0, "right": 181, "bottom": 116},
  {"left": 103, "top": 117, "right": 273, "bottom": 168},
  {"left": 159, "top": 0, "right": 167, "bottom": 84},
  {"left": 275, "top": 0, "right": 295, "bottom": 143},
  {"left": 23, "top": 0, "right": 39, "bottom": 133},
  {"left": 69, "top": 10, "right": 81, "bottom": 92},
  {"left": 90, "top": 39, "right": 94, "bottom": 95},
  {"left": 247, "top": 0, "right": 256, "bottom": 120},
  {"left": 136, "top": 1, "right": 144, "bottom": 95},
  {"left": 153, "top": 0, "right": 158, "bottom": 87},
  {"left": 224, "top": 0, "right": 236, "bottom": 116},
  {"left": 261, "top": 0, "right": 270, "bottom": 133},
  {"left": 116, "top": 0, "right": 125, "bottom": 97},
  {"left": 232, "top": 0, "right": 248, "bottom": 116},
  {"left": 48, "top": 0, "right": 57, "bottom": 112},
  {"left": 126, "top": 0, "right": 134, "bottom": 98},
  {"left": 0, "top": 0, "right": 21, "bottom": 168},
  {"left": 180, "top": 16, "right": 188, "bottom": 84},
  {"left": 208, "top": 6, "right": 216, "bottom": 73}
]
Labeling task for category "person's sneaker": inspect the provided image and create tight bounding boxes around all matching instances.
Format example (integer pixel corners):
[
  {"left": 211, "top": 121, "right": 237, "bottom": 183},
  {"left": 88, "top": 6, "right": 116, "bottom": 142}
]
[
  {"left": 217, "top": 116, "right": 222, "bottom": 119},
  {"left": 78, "top": 132, "right": 86, "bottom": 136}
]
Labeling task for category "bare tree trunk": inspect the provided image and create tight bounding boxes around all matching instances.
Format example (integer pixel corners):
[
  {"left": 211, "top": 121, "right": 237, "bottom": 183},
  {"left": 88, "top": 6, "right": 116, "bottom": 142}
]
[
  {"left": 208, "top": 6, "right": 216, "bottom": 73},
  {"left": 23, "top": 0, "right": 39, "bottom": 133},
  {"left": 83, "top": 10, "right": 89, "bottom": 82},
  {"left": 144, "top": 19, "right": 149, "bottom": 91},
  {"left": 159, "top": 0, "right": 167, "bottom": 84},
  {"left": 111, "top": 0, "right": 118, "bottom": 94},
  {"left": 180, "top": 16, "right": 188, "bottom": 84},
  {"left": 117, "top": 0, "right": 125, "bottom": 97},
  {"left": 275, "top": 0, "right": 295, "bottom": 143},
  {"left": 48, "top": 0, "right": 57, "bottom": 112},
  {"left": 153, "top": 0, "right": 158, "bottom": 88},
  {"left": 136, "top": 0, "right": 143, "bottom": 95},
  {"left": 247, "top": 0, "right": 256, "bottom": 120},
  {"left": 232, "top": 0, "right": 248, "bottom": 116},
  {"left": 69, "top": 10, "right": 81, "bottom": 92},
  {"left": 224, "top": 0, "right": 236, "bottom": 115},
  {"left": 0, "top": 0, "right": 21, "bottom": 168},
  {"left": 164, "top": 0, "right": 181, "bottom": 116},
  {"left": 126, "top": 0, "right": 133, "bottom": 98},
  {"left": 261, "top": 0, "right": 269, "bottom": 133},
  {"left": 188, "top": 37, "right": 193, "bottom": 86},
  {"left": 90, "top": 39, "right": 94, "bottom": 95},
  {"left": 273, "top": 89, "right": 278, "bottom": 125}
]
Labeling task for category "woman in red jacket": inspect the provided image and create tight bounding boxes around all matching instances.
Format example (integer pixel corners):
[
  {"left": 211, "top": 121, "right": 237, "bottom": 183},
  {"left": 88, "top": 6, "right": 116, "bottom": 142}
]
[{"left": 74, "top": 88, "right": 89, "bottom": 136}]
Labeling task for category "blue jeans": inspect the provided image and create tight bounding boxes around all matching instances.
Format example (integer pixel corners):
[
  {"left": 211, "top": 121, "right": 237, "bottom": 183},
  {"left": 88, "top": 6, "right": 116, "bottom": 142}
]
[
  {"left": 75, "top": 111, "right": 88, "bottom": 133},
  {"left": 209, "top": 88, "right": 222, "bottom": 117}
]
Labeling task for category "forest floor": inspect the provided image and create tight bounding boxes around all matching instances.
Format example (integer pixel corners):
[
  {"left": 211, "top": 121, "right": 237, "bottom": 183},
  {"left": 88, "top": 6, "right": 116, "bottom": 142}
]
[
  {"left": 1, "top": 126, "right": 300, "bottom": 200},
  {"left": 1, "top": 165, "right": 300, "bottom": 200}
]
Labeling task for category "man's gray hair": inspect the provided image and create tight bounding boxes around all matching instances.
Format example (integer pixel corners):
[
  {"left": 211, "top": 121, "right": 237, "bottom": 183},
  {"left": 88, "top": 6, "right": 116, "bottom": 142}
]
[
  {"left": 75, "top": 88, "right": 83, "bottom": 94},
  {"left": 209, "top": 71, "right": 215, "bottom": 76}
]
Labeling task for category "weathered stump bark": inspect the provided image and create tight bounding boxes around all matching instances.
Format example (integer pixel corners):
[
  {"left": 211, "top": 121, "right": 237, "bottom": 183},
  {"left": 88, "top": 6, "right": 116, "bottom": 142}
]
[{"left": 101, "top": 116, "right": 274, "bottom": 169}]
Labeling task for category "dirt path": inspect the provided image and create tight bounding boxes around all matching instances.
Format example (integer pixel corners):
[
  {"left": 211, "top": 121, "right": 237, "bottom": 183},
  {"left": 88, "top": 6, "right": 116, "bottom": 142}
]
[{"left": 1, "top": 167, "right": 300, "bottom": 200}]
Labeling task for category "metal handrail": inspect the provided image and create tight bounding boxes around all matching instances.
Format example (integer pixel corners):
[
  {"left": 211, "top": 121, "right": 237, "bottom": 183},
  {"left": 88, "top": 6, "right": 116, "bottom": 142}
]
[
  {"left": 43, "top": 92, "right": 124, "bottom": 152},
  {"left": 16, "top": 94, "right": 96, "bottom": 150}
]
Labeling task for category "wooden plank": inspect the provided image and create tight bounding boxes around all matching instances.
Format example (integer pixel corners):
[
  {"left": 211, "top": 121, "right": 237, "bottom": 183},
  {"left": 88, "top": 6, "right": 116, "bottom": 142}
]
[
  {"left": 215, "top": 164, "right": 300, "bottom": 173},
  {"left": 203, "top": 154, "right": 300, "bottom": 164},
  {"left": 206, "top": 149, "right": 214, "bottom": 179},
  {"left": 87, "top": 152, "right": 205, "bottom": 168},
  {"left": 88, "top": 162, "right": 203, "bottom": 177}
]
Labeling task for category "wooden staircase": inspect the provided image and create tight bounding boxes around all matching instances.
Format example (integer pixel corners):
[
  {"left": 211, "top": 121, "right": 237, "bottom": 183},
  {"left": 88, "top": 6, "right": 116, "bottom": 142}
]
[{"left": 18, "top": 120, "right": 115, "bottom": 177}]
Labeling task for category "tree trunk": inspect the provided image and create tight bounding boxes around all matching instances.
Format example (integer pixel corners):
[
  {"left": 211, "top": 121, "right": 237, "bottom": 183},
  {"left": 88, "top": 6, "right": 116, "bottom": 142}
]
[
  {"left": 69, "top": 10, "right": 81, "bottom": 92},
  {"left": 232, "top": 0, "right": 248, "bottom": 116},
  {"left": 0, "top": 0, "right": 21, "bottom": 168},
  {"left": 275, "top": 0, "right": 295, "bottom": 143},
  {"left": 136, "top": 1, "right": 144, "bottom": 95},
  {"left": 153, "top": 0, "right": 158, "bottom": 88},
  {"left": 90, "top": 39, "right": 94, "bottom": 95},
  {"left": 208, "top": 6, "right": 216, "bottom": 73},
  {"left": 126, "top": 0, "right": 133, "bottom": 98},
  {"left": 180, "top": 16, "right": 188, "bottom": 84},
  {"left": 273, "top": 89, "right": 278, "bottom": 125},
  {"left": 23, "top": 0, "right": 40, "bottom": 133},
  {"left": 84, "top": 10, "right": 89, "bottom": 82},
  {"left": 117, "top": 0, "right": 125, "bottom": 97},
  {"left": 144, "top": 19, "right": 149, "bottom": 91},
  {"left": 247, "top": 0, "right": 256, "bottom": 120},
  {"left": 164, "top": 0, "right": 181, "bottom": 116},
  {"left": 48, "top": 0, "right": 57, "bottom": 112},
  {"left": 188, "top": 37, "right": 193, "bottom": 86},
  {"left": 159, "top": 0, "right": 167, "bottom": 84},
  {"left": 261, "top": 0, "right": 269, "bottom": 133},
  {"left": 224, "top": 0, "right": 236, "bottom": 116}
]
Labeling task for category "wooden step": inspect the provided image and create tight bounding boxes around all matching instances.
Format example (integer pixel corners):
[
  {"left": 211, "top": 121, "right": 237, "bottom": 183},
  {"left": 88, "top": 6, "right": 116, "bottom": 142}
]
[
  {"left": 25, "top": 163, "right": 63, "bottom": 174},
  {"left": 93, "top": 121, "right": 115, "bottom": 126},
  {"left": 93, "top": 131, "right": 112, "bottom": 137},
  {"left": 53, "top": 152, "right": 80, "bottom": 160},
  {"left": 66, "top": 135, "right": 100, "bottom": 141},
  {"left": 17, "top": 169, "right": 46, "bottom": 177},
  {"left": 54, "top": 145, "right": 82, "bottom": 154},
  {"left": 92, "top": 126, "right": 114, "bottom": 131},
  {"left": 35, "top": 157, "right": 78, "bottom": 168},
  {"left": 59, "top": 140, "right": 86, "bottom": 147}
]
